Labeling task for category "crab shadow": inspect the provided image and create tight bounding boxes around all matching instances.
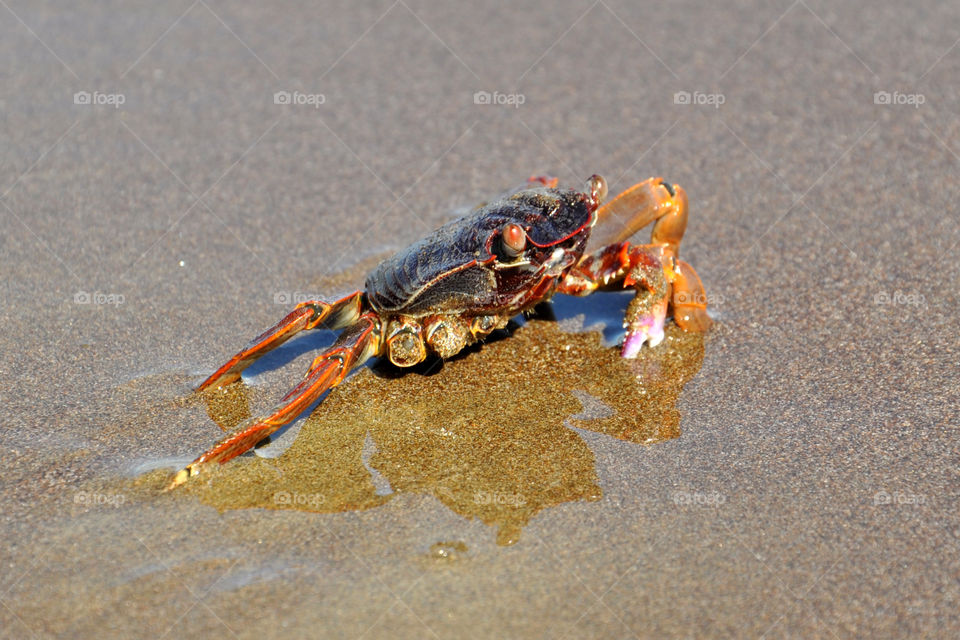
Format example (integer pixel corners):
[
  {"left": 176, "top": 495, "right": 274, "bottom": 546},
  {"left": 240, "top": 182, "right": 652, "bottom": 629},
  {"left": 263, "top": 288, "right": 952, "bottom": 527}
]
[{"left": 176, "top": 294, "right": 706, "bottom": 546}]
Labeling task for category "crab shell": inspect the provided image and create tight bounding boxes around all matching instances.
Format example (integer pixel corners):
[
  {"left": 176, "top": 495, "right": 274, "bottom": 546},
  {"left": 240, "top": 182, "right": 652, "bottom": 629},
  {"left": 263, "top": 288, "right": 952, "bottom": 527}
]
[{"left": 364, "top": 177, "right": 605, "bottom": 366}]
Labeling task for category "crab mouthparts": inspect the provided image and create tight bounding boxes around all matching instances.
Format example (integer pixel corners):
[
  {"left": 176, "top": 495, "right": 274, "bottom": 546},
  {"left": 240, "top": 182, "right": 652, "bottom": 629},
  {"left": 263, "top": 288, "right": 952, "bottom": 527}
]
[{"left": 544, "top": 247, "right": 574, "bottom": 274}]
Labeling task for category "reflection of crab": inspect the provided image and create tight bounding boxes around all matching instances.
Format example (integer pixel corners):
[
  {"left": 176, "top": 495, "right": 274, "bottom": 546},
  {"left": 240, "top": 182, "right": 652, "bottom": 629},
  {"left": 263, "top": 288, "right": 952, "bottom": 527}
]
[
  {"left": 183, "top": 318, "right": 706, "bottom": 546},
  {"left": 170, "top": 174, "right": 712, "bottom": 488}
]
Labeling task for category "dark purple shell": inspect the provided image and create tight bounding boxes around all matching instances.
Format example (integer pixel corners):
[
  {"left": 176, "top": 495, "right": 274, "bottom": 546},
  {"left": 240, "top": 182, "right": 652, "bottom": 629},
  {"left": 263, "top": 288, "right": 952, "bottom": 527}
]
[{"left": 365, "top": 187, "right": 594, "bottom": 316}]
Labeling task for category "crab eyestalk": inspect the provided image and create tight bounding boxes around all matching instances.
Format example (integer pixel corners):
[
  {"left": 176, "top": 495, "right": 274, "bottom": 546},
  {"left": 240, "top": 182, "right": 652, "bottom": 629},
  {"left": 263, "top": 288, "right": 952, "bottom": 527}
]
[{"left": 586, "top": 174, "right": 607, "bottom": 211}]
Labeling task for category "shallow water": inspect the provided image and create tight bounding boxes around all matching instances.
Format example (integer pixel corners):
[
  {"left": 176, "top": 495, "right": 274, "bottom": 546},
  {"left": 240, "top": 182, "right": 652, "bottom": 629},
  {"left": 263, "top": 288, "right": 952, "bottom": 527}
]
[{"left": 119, "top": 294, "right": 704, "bottom": 547}]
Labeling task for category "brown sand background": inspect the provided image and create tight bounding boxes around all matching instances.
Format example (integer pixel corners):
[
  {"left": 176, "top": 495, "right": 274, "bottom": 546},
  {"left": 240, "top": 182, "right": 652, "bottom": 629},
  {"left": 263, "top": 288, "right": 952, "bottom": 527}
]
[{"left": 2, "top": 1, "right": 959, "bottom": 638}]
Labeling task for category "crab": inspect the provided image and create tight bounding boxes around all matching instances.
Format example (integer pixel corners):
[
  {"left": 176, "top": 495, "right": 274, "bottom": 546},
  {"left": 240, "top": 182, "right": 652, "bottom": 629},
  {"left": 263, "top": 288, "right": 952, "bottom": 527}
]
[{"left": 168, "top": 174, "right": 711, "bottom": 489}]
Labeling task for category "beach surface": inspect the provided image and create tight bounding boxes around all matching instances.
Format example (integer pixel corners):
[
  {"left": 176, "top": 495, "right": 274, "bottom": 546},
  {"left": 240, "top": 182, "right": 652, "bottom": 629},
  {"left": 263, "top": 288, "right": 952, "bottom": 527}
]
[{"left": 2, "top": 1, "right": 958, "bottom": 638}]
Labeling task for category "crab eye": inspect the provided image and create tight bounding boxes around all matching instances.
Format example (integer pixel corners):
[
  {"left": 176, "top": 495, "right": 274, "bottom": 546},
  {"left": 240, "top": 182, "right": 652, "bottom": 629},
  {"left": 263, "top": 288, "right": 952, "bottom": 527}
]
[
  {"left": 499, "top": 223, "right": 526, "bottom": 259},
  {"left": 586, "top": 174, "right": 607, "bottom": 208}
]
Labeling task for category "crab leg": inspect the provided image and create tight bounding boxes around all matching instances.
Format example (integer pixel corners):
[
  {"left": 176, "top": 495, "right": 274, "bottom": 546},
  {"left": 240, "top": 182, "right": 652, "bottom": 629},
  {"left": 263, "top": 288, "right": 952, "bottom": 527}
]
[
  {"left": 590, "top": 177, "right": 687, "bottom": 255},
  {"left": 559, "top": 244, "right": 711, "bottom": 357},
  {"left": 671, "top": 259, "right": 712, "bottom": 332},
  {"left": 169, "top": 313, "right": 382, "bottom": 489},
  {"left": 196, "top": 291, "right": 364, "bottom": 391}
]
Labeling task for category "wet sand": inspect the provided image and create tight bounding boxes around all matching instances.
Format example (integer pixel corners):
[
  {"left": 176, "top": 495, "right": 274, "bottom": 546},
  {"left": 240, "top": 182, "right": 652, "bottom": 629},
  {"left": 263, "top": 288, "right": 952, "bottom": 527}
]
[
  {"left": 2, "top": 1, "right": 959, "bottom": 638},
  {"left": 128, "top": 318, "right": 703, "bottom": 547}
]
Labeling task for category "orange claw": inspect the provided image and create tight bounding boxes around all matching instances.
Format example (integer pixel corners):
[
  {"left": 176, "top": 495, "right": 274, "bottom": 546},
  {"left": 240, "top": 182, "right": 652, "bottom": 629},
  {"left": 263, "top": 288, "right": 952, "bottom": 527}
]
[
  {"left": 590, "top": 177, "right": 685, "bottom": 254},
  {"left": 561, "top": 176, "right": 710, "bottom": 355}
]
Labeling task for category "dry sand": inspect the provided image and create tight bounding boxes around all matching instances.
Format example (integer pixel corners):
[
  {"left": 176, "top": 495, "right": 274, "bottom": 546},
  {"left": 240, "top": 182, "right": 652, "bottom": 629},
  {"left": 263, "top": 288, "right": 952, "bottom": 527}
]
[{"left": 2, "top": 1, "right": 958, "bottom": 638}]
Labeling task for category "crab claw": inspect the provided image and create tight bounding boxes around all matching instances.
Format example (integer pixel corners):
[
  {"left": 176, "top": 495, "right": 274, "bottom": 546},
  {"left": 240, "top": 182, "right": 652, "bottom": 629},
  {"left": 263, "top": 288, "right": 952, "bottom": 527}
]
[
  {"left": 621, "top": 298, "right": 668, "bottom": 358},
  {"left": 620, "top": 257, "right": 670, "bottom": 358}
]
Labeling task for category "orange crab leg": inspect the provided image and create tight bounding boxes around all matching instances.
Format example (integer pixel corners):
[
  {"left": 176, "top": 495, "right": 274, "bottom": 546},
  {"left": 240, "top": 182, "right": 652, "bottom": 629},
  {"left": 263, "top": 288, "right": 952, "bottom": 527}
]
[
  {"left": 558, "top": 241, "right": 710, "bottom": 356},
  {"left": 558, "top": 242, "right": 663, "bottom": 295},
  {"left": 196, "top": 291, "right": 365, "bottom": 391},
  {"left": 671, "top": 259, "right": 712, "bottom": 332},
  {"left": 590, "top": 177, "right": 687, "bottom": 255},
  {"left": 169, "top": 313, "right": 382, "bottom": 489},
  {"left": 558, "top": 242, "right": 671, "bottom": 354}
]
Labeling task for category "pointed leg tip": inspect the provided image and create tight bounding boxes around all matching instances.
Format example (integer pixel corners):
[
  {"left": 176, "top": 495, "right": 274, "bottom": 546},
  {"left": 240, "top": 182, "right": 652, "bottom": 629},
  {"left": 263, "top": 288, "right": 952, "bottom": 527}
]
[
  {"left": 620, "top": 344, "right": 641, "bottom": 359},
  {"left": 165, "top": 467, "right": 194, "bottom": 491},
  {"left": 195, "top": 373, "right": 239, "bottom": 393},
  {"left": 621, "top": 323, "right": 665, "bottom": 358},
  {"left": 620, "top": 333, "right": 645, "bottom": 359}
]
